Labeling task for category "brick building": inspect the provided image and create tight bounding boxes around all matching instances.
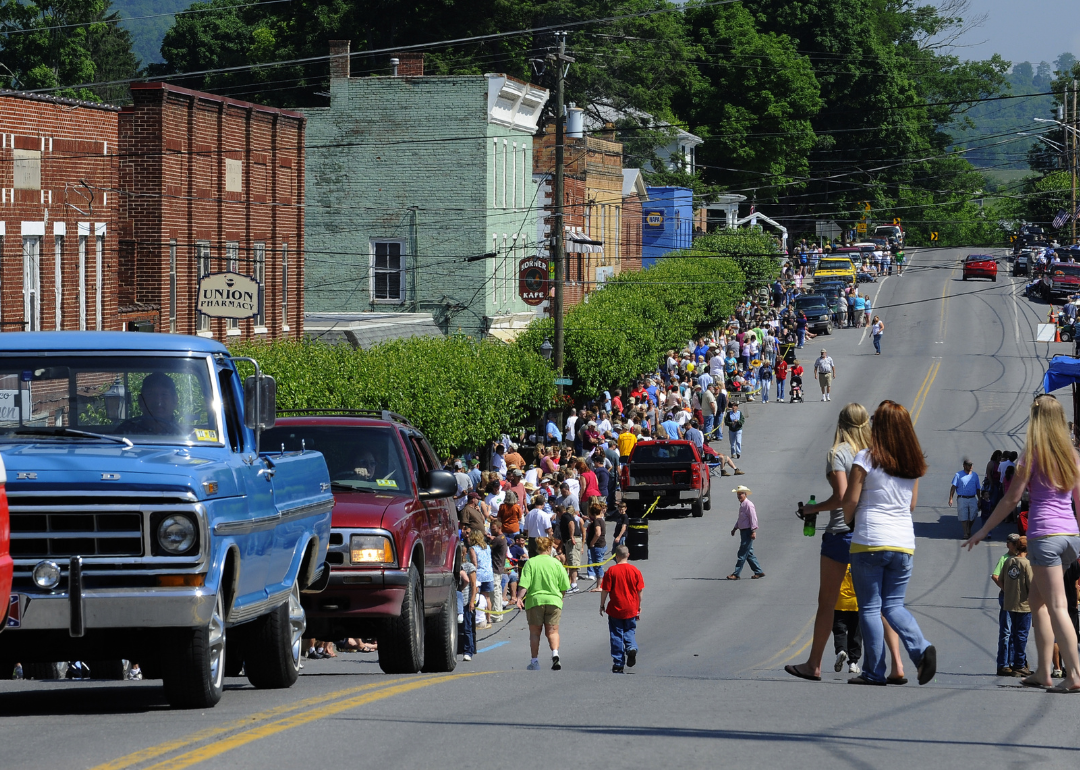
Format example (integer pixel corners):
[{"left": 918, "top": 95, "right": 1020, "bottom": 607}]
[
  {"left": 118, "top": 83, "right": 305, "bottom": 339},
  {"left": 621, "top": 169, "right": 648, "bottom": 273},
  {"left": 0, "top": 91, "right": 120, "bottom": 333},
  {"left": 302, "top": 42, "right": 549, "bottom": 340}
]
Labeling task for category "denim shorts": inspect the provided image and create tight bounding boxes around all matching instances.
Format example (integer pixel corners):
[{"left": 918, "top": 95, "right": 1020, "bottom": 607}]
[
  {"left": 820, "top": 531, "right": 853, "bottom": 564},
  {"left": 1028, "top": 535, "right": 1080, "bottom": 568},
  {"left": 479, "top": 581, "right": 495, "bottom": 593}
]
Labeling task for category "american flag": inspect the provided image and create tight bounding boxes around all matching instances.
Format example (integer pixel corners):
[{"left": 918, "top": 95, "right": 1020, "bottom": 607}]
[{"left": 1053, "top": 209, "right": 1069, "bottom": 229}]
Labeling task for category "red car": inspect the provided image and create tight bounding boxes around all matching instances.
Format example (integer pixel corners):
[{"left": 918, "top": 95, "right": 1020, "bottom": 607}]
[
  {"left": 0, "top": 455, "right": 9, "bottom": 633},
  {"left": 262, "top": 412, "right": 459, "bottom": 674},
  {"left": 963, "top": 254, "right": 998, "bottom": 282}
]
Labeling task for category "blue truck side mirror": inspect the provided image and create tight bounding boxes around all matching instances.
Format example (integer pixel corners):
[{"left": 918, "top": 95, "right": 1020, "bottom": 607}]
[{"left": 244, "top": 374, "right": 277, "bottom": 431}]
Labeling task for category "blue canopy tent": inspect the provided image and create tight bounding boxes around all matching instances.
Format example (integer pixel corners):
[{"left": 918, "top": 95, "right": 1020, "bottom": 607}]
[{"left": 1043, "top": 356, "right": 1080, "bottom": 394}]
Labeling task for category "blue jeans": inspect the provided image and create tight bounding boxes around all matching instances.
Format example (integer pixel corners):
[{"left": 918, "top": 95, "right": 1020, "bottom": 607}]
[
  {"left": 609, "top": 616, "right": 638, "bottom": 666},
  {"left": 704, "top": 414, "right": 716, "bottom": 440},
  {"left": 588, "top": 546, "right": 606, "bottom": 579},
  {"left": 850, "top": 550, "right": 931, "bottom": 683},
  {"left": 760, "top": 379, "right": 771, "bottom": 403},
  {"left": 733, "top": 529, "right": 763, "bottom": 577},
  {"left": 777, "top": 379, "right": 786, "bottom": 400},
  {"left": 996, "top": 592, "right": 1013, "bottom": 669},
  {"left": 873, "top": 334, "right": 882, "bottom": 354},
  {"left": 1008, "top": 611, "right": 1031, "bottom": 669},
  {"left": 461, "top": 596, "right": 476, "bottom": 656},
  {"left": 797, "top": 329, "right": 805, "bottom": 347},
  {"left": 729, "top": 429, "right": 742, "bottom": 456}
]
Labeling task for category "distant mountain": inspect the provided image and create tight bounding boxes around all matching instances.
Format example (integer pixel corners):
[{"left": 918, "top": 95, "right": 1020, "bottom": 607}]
[
  {"left": 110, "top": 0, "right": 192, "bottom": 65},
  {"left": 955, "top": 53, "right": 1074, "bottom": 173}
]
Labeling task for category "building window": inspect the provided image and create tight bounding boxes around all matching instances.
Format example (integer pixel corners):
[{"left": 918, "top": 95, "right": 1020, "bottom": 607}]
[
  {"left": 54, "top": 235, "right": 63, "bottom": 330},
  {"left": 492, "top": 139, "right": 498, "bottom": 207},
  {"left": 196, "top": 241, "right": 211, "bottom": 332},
  {"left": 22, "top": 236, "right": 40, "bottom": 331},
  {"left": 78, "top": 234, "right": 87, "bottom": 330},
  {"left": 169, "top": 239, "right": 177, "bottom": 333},
  {"left": 371, "top": 240, "right": 405, "bottom": 303},
  {"left": 95, "top": 233, "right": 103, "bottom": 331},
  {"left": 225, "top": 158, "right": 243, "bottom": 193},
  {"left": 502, "top": 140, "right": 508, "bottom": 209},
  {"left": 281, "top": 243, "right": 289, "bottom": 330},
  {"left": 252, "top": 242, "right": 265, "bottom": 328},
  {"left": 226, "top": 242, "right": 239, "bottom": 331},
  {"left": 14, "top": 149, "right": 41, "bottom": 190}
]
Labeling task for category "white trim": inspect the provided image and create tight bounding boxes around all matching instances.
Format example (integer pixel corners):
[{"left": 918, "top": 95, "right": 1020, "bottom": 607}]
[
  {"left": 254, "top": 326, "right": 269, "bottom": 335},
  {"left": 78, "top": 222, "right": 91, "bottom": 237},
  {"left": 196, "top": 330, "right": 215, "bottom": 338},
  {"left": 226, "top": 327, "right": 242, "bottom": 337},
  {"left": 94, "top": 223, "right": 106, "bottom": 236},
  {"left": 53, "top": 221, "right": 65, "bottom": 236},
  {"left": 0, "top": 222, "right": 5, "bottom": 236},
  {"left": 94, "top": 232, "right": 103, "bottom": 330},
  {"left": 369, "top": 238, "right": 407, "bottom": 304},
  {"left": 21, "top": 221, "right": 45, "bottom": 236}
]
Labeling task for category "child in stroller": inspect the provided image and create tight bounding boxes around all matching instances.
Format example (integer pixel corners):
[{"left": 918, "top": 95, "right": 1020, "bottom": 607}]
[{"left": 789, "top": 360, "right": 804, "bottom": 403}]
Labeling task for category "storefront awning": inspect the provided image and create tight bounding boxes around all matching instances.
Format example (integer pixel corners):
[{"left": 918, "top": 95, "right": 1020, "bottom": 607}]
[{"left": 566, "top": 228, "right": 603, "bottom": 254}]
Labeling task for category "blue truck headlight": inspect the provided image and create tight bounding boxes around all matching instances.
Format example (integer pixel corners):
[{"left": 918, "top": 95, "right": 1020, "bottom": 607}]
[
  {"left": 33, "top": 560, "right": 62, "bottom": 589},
  {"left": 157, "top": 514, "right": 197, "bottom": 554}
]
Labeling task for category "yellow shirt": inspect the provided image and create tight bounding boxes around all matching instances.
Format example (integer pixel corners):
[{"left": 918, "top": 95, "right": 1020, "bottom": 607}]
[
  {"left": 835, "top": 565, "right": 858, "bottom": 612},
  {"left": 618, "top": 431, "right": 637, "bottom": 457}
]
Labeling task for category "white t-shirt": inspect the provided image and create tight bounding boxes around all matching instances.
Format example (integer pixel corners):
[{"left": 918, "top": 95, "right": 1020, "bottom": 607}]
[
  {"left": 872, "top": 321, "right": 883, "bottom": 336},
  {"left": 851, "top": 449, "right": 916, "bottom": 550},
  {"left": 525, "top": 466, "right": 541, "bottom": 487},
  {"left": 524, "top": 508, "right": 554, "bottom": 537},
  {"left": 566, "top": 478, "right": 580, "bottom": 500},
  {"left": 565, "top": 415, "right": 578, "bottom": 441},
  {"left": 998, "top": 460, "right": 1015, "bottom": 484}
]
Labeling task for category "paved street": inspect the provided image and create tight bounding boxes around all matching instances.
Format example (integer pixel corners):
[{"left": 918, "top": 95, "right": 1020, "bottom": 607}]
[{"left": 5, "top": 246, "right": 1078, "bottom": 769}]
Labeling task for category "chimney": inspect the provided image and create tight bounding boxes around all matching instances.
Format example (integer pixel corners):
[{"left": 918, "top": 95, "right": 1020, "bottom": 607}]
[
  {"left": 329, "top": 40, "right": 350, "bottom": 80},
  {"left": 393, "top": 52, "right": 424, "bottom": 77}
]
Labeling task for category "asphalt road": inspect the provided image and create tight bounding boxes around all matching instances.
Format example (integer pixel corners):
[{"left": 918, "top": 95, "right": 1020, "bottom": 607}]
[{"left": 5, "top": 245, "right": 1079, "bottom": 770}]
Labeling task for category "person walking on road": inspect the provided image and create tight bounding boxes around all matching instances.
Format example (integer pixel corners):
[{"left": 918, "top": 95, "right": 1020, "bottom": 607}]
[
  {"left": 727, "top": 485, "right": 765, "bottom": 580},
  {"left": 815, "top": 349, "right": 837, "bottom": 402},
  {"left": 724, "top": 403, "right": 745, "bottom": 458},
  {"left": 843, "top": 400, "right": 936, "bottom": 686},
  {"left": 516, "top": 535, "right": 571, "bottom": 671},
  {"left": 964, "top": 394, "right": 1080, "bottom": 692},
  {"left": 600, "top": 545, "right": 645, "bottom": 674},
  {"left": 948, "top": 458, "right": 982, "bottom": 540},
  {"left": 871, "top": 316, "right": 884, "bottom": 355},
  {"left": 785, "top": 403, "right": 907, "bottom": 683}
]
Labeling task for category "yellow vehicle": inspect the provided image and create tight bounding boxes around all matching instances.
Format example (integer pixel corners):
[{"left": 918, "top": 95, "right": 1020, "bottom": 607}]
[{"left": 813, "top": 257, "right": 857, "bottom": 285}]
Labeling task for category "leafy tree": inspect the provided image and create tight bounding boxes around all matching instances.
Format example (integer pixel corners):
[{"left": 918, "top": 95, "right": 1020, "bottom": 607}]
[{"left": 0, "top": 0, "right": 140, "bottom": 103}]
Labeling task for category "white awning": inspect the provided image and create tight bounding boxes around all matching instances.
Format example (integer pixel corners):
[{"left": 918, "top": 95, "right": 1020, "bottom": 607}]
[{"left": 566, "top": 228, "right": 603, "bottom": 254}]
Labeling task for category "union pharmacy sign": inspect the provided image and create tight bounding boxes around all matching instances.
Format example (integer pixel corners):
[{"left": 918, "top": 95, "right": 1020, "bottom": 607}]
[{"left": 197, "top": 272, "right": 261, "bottom": 319}]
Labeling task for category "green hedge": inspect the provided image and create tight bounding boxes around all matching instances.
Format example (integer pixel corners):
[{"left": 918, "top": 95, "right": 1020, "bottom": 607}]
[{"left": 230, "top": 336, "right": 556, "bottom": 456}]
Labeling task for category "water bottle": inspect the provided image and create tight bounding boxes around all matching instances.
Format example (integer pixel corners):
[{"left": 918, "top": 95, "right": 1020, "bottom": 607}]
[{"left": 803, "top": 495, "right": 818, "bottom": 537}]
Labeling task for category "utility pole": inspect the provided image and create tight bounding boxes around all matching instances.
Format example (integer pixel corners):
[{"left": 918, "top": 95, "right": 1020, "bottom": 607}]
[
  {"left": 549, "top": 32, "right": 573, "bottom": 398},
  {"left": 1072, "top": 79, "right": 1077, "bottom": 245}
]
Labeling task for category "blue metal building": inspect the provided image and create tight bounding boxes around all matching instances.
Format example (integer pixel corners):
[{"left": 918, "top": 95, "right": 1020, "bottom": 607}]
[{"left": 641, "top": 186, "right": 694, "bottom": 268}]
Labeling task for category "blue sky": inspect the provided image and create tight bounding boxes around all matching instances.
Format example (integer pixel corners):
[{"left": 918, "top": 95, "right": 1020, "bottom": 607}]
[{"left": 950, "top": 0, "right": 1078, "bottom": 67}]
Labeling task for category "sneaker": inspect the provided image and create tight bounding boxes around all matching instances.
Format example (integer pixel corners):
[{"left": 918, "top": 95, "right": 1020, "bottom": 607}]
[
  {"left": 463, "top": 654, "right": 472, "bottom": 662},
  {"left": 997, "top": 667, "right": 1014, "bottom": 677},
  {"left": 1053, "top": 668, "right": 1064, "bottom": 678},
  {"left": 612, "top": 664, "right": 625, "bottom": 674},
  {"left": 551, "top": 655, "right": 561, "bottom": 671},
  {"left": 720, "top": 469, "right": 731, "bottom": 476},
  {"left": 491, "top": 616, "right": 502, "bottom": 623},
  {"left": 457, "top": 614, "right": 464, "bottom": 623},
  {"left": 821, "top": 396, "right": 826, "bottom": 401},
  {"left": 848, "top": 661, "right": 861, "bottom": 676},
  {"left": 527, "top": 660, "right": 540, "bottom": 670},
  {"left": 1015, "top": 666, "right": 1033, "bottom": 677},
  {"left": 834, "top": 650, "right": 848, "bottom": 673},
  {"left": 627, "top": 649, "right": 637, "bottom": 668}
]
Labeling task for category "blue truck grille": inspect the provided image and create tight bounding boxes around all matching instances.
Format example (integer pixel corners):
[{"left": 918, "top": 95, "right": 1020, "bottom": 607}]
[{"left": 10, "top": 511, "right": 143, "bottom": 558}]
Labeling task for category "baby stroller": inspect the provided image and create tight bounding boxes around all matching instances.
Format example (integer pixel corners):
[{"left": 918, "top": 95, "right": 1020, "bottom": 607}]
[{"left": 789, "top": 374, "right": 804, "bottom": 403}]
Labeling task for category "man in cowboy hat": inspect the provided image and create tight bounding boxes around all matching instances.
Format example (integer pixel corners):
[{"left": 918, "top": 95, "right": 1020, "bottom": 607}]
[{"left": 727, "top": 486, "right": 764, "bottom": 580}]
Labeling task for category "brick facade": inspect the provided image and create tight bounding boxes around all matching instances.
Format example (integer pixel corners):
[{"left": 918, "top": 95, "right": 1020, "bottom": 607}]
[
  {"left": 0, "top": 91, "right": 120, "bottom": 333},
  {"left": 118, "top": 83, "right": 305, "bottom": 340}
]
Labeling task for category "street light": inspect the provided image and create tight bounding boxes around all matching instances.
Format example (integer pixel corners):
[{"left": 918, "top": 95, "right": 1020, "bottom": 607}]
[
  {"left": 539, "top": 338, "right": 553, "bottom": 361},
  {"left": 104, "top": 376, "right": 126, "bottom": 421},
  {"left": 1019, "top": 132, "right": 1065, "bottom": 151},
  {"left": 1035, "top": 117, "right": 1080, "bottom": 138}
]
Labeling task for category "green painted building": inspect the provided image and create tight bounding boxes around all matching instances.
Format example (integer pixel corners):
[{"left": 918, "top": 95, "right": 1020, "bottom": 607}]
[{"left": 302, "top": 42, "right": 550, "bottom": 339}]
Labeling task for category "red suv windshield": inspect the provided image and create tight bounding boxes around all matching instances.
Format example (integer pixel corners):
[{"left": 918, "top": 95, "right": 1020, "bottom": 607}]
[
  {"left": 1052, "top": 265, "right": 1080, "bottom": 278},
  {"left": 263, "top": 425, "right": 411, "bottom": 494}
]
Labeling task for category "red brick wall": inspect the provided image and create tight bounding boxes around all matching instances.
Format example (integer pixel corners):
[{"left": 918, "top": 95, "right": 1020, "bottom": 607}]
[
  {"left": 0, "top": 92, "right": 120, "bottom": 332},
  {"left": 621, "top": 193, "right": 643, "bottom": 273},
  {"left": 119, "top": 83, "right": 305, "bottom": 340}
]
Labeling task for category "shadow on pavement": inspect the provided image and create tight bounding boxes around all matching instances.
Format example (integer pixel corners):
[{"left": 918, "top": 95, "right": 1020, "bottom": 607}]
[{"left": 0, "top": 683, "right": 170, "bottom": 715}]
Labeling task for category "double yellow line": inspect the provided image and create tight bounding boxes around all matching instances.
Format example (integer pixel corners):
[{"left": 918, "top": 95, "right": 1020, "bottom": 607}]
[
  {"left": 90, "top": 672, "right": 486, "bottom": 770},
  {"left": 911, "top": 359, "right": 941, "bottom": 427}
]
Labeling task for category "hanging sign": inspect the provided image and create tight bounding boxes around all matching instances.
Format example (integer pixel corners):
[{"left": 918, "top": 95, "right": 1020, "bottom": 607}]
[
  {"left": 518, "top": 257, "right": 549, "bottom": 306},
  {"left": 197, "top": 272, "right": 261, "bottom": 319}
]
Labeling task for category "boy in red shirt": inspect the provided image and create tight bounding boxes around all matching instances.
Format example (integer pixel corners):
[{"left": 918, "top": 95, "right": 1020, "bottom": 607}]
[{"left": 600, "top": 545, "right": 645, "bottom": 673}]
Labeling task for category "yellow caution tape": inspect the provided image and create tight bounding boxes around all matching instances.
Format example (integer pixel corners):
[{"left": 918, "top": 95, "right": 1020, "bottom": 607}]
[{"left": 640, "top": 497, "right": 661, "bottom": 519}]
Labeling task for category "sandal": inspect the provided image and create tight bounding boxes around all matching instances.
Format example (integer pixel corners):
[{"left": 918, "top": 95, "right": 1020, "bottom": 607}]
[
  {"left": 784, "top": 664, "right": 820, "bottom": 682},
  {"left": 726, "top": 574, "right": 740, "bottom": 580},
  {"left": 1020, "top": 676, "right": 1049, "bottom": 689},
  {"left": 886, "top": 676, "right": 908, "bottom": 685},
  {"left": 1046, "top": 682, "right": 1080, "bottom": 693}
]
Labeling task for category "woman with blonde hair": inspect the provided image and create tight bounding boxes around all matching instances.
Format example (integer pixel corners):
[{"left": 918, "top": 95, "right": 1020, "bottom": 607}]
[
  {"left": 844, "top": 401, "right": 935, "bottom": 686},
  {"left": 966, "top": 394, "right": 1080, "bottom": 691},
  {"left": 786, "top": 404, "right": 907, "bottom": 682}
]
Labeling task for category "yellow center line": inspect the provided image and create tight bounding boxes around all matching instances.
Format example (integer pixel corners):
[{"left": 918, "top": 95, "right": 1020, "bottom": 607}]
[
  {"left": 911, "top": 360, "right": 935, "bottom": 412},
  {"left": 143, "top": 672, "right": 487, "bottom": 770},
  {"left": 737, "top": 615, "right": 815, "bottom": 673},
  {"left": 89, "top": 678, "right": 411, "bottom": 770},
  {"left": 912, "top": 360, "right": 941, "bottom": 427}
]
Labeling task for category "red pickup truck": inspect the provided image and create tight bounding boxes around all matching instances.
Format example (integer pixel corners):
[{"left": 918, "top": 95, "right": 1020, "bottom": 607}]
[
  {"left": 1041, "top": 263, "right": 1080, "bottom": 300},
  {"left": 620, "top": 440, "right": 712, "bottom": 518},
  {"left": 263, "top": 412, "right": 460, "bottom": 674}
]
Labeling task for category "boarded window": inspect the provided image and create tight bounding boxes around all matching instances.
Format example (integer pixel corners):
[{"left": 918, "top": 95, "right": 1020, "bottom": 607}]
[
  {"left": 225, "top": 159, "right": 242, "bottom": 192},
  {"left": 14, "top": 149, "right": 41, "bottom": 190}
]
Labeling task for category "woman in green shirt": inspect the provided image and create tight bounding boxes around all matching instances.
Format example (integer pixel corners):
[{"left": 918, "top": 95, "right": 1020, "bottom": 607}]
[{"left": 516, "top": 536, "right": 571, "bottom": 671}]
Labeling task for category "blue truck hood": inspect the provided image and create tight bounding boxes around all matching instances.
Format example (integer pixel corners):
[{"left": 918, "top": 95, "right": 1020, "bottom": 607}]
[{"left": 0, "top": 443, "right": 239, "bottom": 498}]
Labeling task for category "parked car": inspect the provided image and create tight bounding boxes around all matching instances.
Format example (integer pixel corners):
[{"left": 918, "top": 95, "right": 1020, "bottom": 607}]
[
  {"left": 620, "top": 440, "right": 712, "bottom": 518},
  {"left": 874, "top": 224, "right": 904, "bottom": 244},
  {"left": 1041, "top": 262, "right": 1080, "bottom": 300},
  {"left": 963, "top": 254, "right": 998, "bottom": 282},
  {"left": 814, "top": 257, "right": 857, "bottom": 285},
  {"left": 794, "top": 295, "right": 833, "bottom": 335},
  {"left": 1013, "top": 250, "right": 1031, "bottom": 276},
  {"left": 262, "top": 412, "right": 460, "bottom": 675},
  {"left": 0, "top": 333, "right": 333, "bottom": 708}
]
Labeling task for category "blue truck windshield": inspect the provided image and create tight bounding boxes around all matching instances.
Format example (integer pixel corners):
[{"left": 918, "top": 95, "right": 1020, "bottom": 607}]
[
  {"left": 263, "top": 425, "right": 411, "bottom": 495},
  {"left": 0, "top": 355, "right": 220, "bottom": 445}
]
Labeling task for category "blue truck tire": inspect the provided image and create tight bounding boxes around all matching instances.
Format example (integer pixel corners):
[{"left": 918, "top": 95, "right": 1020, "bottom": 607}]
[
  {"left": 244, "top": 583, "right": 304, "bottom": 689},
  {"left": 162, "top": 590, "right": 226, "bottom": 709}
]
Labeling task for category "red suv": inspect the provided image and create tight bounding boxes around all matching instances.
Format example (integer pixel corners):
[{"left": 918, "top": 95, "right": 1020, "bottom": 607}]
[{"left": 263, "top": 411, "right": 459, "bottom": 674}]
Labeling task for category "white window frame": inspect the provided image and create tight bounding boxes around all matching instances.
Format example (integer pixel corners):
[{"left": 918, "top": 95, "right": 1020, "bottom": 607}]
[
  {"left": 95, "top": 229, "right": 104, "bottom": 331},
  {"left": 54, "top": 233, "right": 62, "bottom": 330},
  {"left": 77, "top": 224, "right": 89, "bottom": 331},
  {"left": 502, "top": 139, "right": 508, "bottom": 209},
  {"left": 196, "top": 241, "right": 211, "bottom": 333},
  {"left": 370, "top": 239, "right": 406, "bottom": 304},
  {"left": 22, "top": 236, "right": 40, "bottom": 331},
  {"left": 252, "top": 241, "right": 266, "bottom": 330},
  {"left": 281, "top": 243, "right": 289, "bottom": 331},
  {"left": 169, "top": 239, "right": 177, "bottom": 333},
  {"left": 226, "top": 241, "right": 240, "bottom": 333},
  {"left": 14, "top": 149, "right": 41, "bottom": 190}
]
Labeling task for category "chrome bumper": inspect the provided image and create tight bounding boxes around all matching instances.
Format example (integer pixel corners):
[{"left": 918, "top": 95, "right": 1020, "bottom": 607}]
[
  {"left": 622, "top": 489, "right": 700, "bottom": 501},
  {"left": 10, "top": 587, "right": 217, "bottom": 631}
]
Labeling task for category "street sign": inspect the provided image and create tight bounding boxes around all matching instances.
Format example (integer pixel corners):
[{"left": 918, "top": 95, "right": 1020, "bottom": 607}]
[
  {"left": 893, "top": 217, "right": 901, "bottom": 226},
  {"left": 554, "top": 377, "right": 573, "bottom": 386},
  {"left": 863, "top": 201, "right": 871, "bottom": 212},
  {"left": 855, "top": 223, "right": 867, "bottom": 234},
  {"left": 930, "top": 232, "right": 939, "bottom": 242},
  {"left": 1010, "top": 235, "right": 1017, "bottom": 243}
]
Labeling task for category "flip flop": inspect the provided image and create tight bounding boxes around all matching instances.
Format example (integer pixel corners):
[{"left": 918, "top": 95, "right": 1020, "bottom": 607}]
[
  {"left": 726, "top": 574, "right": 740, "bottom": 580},
  {"left": 784, "top": 664, "right": 821, "bottom": 682},
  {"left": 1020, "top": 677, "right": 1049, "bottom": 689},
  {"left": 1046, "top": 683, "right": 1080, "bottom": 693},
  {"left": 886, "top": 676, "right": 908, "bottom": 685}
]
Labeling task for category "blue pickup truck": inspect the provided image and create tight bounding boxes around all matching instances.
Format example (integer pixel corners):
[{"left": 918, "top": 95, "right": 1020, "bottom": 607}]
[{"left": 0, "top": 333, "right": 333, "bottom": 708}]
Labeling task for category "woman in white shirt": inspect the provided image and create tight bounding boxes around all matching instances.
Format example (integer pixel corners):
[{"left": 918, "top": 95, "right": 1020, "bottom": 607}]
[
  {"left": 871, "top": 316, "right": 884, "bottom": 356},
  {"left": 841, "top": 400, "right": 936, "bottom": 687}
]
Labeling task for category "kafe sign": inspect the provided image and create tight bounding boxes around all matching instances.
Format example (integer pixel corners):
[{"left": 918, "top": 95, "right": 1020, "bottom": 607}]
[
  {"left": 518, "top": 256, "right": 549, "bottom": 306},
  {"left": 197, "top": 272, "right": 261, "bottom": 319}
]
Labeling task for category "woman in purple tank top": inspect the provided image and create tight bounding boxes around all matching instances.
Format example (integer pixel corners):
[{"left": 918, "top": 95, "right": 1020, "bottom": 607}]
[{"left": 965, "top": 395, "right": 1080, "bottom": 691}]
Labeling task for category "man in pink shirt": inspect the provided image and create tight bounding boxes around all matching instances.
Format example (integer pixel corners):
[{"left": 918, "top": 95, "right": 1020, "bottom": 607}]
[{"left": 727, "top": 485, "right": 765, "bottom": 580}]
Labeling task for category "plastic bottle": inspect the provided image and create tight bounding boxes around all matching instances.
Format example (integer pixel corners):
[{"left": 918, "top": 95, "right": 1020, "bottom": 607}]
[{"left": 803, "top": 495, "right": 817, "bottom": 536}]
